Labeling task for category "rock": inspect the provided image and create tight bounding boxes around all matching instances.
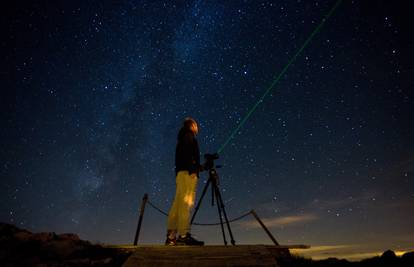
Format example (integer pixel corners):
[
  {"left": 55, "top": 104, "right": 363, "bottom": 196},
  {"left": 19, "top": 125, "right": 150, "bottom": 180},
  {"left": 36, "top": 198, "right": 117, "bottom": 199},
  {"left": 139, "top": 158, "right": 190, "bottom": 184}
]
[
  {"left": 0, "top": 222, "right": 132, "bottom": 267},
  {"left": 402, "top": 251, "right": 414, "bottom": 265},
  {"left": 91, "top": 257, "right": 113, "bottom": 266},
  {"left": 0, "top": 222, "right": 32, "bottom": 241},
  {"left": 381, "top": 249, "right": 397, "bottom": 259},
  {"left": 41, "top": 239, "right": 83, "bottom": 259},
  {"left": 402, "top": 251, "right": 414, "bottom": 259},
  {"left": 32, "top": 232, "right": 58, "bottom": 242},
  {"left": 67, "top": 258, "right": 91, "bottom": 265},
  {"left": 13, "top": 229, "right": 33, "bottom": 241},
  {"left": 58, "top": 233, "right": 80, "bottom": 241}
]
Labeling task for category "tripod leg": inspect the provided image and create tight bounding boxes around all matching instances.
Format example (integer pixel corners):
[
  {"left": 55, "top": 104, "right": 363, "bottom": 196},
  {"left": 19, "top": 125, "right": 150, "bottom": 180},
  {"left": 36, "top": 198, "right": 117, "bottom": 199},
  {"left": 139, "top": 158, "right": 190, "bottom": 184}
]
[
  {"left": 190, "top": 178, "right": 211, "bottom": 224},
  {"left": 216, "top": 189, "right": 236, "bottom": 245},
  {"left": 214, "top": 185, "right": 228, "bottom": 245},
  {"left": 211, "top": 182, "right": 215, "bottom": 206}
]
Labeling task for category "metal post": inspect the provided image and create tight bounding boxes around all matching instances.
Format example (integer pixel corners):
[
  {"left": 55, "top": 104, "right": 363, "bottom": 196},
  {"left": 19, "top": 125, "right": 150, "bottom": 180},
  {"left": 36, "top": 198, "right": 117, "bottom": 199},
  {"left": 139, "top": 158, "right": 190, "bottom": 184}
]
[
  {"left": 250, "top": 210, "right": 280, "bottom": 245},
  {"left": 133, "top": 193, "right": 148, "bottom": 245}
]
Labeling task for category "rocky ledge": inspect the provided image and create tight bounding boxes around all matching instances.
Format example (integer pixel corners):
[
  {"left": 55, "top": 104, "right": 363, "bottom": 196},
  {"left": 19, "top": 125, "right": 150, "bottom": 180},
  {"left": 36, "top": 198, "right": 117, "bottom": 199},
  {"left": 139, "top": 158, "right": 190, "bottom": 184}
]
[{"left": 0, "top": 223, "right": 131, "bottom": 267}]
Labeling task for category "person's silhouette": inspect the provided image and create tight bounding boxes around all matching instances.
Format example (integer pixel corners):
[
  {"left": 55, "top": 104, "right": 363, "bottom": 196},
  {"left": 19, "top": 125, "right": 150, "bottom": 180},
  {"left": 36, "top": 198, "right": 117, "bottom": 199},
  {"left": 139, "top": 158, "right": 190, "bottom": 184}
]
[{"left": 165, "top": 118, "right": 204, "bottom": 246}]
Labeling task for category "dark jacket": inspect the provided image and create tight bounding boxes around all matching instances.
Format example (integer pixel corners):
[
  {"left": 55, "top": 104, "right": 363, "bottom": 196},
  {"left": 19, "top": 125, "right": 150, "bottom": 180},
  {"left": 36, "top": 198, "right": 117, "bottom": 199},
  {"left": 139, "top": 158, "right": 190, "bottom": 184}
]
[{"left": 175, "top": 127, "right": 200, "bottom": 175}]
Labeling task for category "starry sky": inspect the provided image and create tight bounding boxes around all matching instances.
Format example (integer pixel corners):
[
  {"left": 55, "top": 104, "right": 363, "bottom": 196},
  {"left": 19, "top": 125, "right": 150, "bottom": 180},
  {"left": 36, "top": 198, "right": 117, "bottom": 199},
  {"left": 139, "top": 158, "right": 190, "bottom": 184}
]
[{"left": 1, "top": 0, "right": 413, "bottom": 260}]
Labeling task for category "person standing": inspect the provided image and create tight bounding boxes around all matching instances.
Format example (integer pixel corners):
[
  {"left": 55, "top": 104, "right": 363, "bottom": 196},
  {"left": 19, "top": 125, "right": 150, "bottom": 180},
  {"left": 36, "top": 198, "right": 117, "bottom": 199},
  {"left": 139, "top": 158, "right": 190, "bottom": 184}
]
[{"left": 165, "top": 118, "right": 204, "bottom": 246}]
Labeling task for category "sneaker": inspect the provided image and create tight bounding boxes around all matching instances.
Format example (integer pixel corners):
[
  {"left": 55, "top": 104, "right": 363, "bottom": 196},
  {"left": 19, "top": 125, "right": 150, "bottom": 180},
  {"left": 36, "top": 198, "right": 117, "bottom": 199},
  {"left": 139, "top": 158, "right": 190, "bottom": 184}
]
[
  {"left": 165, "top": 236, "right": 176, "bottom": 246},
  {"left": 176, "top": 233, "right": 204, "bottom": 246}
]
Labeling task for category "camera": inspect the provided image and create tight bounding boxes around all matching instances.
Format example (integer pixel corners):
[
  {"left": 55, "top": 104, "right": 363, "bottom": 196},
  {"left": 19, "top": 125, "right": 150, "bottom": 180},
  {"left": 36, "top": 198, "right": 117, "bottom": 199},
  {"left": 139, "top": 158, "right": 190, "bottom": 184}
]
[{"left": 203, "top": 153, "right": 219, "bottom": 170}]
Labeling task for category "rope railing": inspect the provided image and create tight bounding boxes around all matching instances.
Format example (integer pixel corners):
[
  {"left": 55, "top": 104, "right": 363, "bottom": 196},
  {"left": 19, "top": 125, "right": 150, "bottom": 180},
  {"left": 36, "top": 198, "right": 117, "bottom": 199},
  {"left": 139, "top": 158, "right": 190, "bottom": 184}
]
[
  {"left": 146, "top": 200, "right": 169, "bottom": 216},
  {"left": 193, "top": 211, "right": 252, "bottom": 226},
  {"left": 134, "top": 194, "right": 279, "bottom": 246},
  {"left": 147, "top": 199, "right": 251, "bottom": 226}
]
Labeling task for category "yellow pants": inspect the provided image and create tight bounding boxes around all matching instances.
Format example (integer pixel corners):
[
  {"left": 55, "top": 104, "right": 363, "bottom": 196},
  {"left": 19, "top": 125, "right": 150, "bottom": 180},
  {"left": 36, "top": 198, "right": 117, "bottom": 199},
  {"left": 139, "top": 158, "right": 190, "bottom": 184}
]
[{"left": 167, "top": 171, "right": 198, "bottom": 236}]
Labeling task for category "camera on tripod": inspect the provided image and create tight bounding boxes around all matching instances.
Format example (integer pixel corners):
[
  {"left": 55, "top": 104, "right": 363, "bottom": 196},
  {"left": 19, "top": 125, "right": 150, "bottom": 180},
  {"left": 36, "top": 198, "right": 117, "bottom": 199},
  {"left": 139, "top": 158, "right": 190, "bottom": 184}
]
[
  {"left": 192, "top": 152, "right": 235, "bottom": 245},
  {"left": 203, "top": 153, "right": 219, "bottom": 171}
]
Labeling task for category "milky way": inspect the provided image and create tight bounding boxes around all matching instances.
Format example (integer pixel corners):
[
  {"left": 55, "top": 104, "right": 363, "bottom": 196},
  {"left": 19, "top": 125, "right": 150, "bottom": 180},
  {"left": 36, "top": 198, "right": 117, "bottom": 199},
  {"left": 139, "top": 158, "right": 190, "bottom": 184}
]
[{"left": 1, "top": 0, "right": 413, "bottom": 259}]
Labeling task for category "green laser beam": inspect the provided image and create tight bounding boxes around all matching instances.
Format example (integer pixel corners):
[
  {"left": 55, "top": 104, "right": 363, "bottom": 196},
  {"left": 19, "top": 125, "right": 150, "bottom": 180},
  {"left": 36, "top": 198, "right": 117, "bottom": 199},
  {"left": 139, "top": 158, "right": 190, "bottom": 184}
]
[{"left": 217, "top": 0, "right": 342, "bottom": 154}]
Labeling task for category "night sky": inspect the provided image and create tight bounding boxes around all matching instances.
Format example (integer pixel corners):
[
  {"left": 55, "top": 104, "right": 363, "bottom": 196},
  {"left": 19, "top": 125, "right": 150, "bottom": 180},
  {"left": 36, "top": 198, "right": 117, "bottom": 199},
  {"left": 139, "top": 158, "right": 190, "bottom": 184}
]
[{"left": 1, "top": 0, "right": 413, "bottom": 260}]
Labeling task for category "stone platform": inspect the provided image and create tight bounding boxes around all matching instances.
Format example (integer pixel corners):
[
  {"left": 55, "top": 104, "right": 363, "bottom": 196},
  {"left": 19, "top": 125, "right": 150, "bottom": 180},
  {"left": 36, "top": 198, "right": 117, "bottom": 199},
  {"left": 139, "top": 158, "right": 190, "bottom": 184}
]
[{"left": 122, "top": 244, "right": 308, "bottom": 267}]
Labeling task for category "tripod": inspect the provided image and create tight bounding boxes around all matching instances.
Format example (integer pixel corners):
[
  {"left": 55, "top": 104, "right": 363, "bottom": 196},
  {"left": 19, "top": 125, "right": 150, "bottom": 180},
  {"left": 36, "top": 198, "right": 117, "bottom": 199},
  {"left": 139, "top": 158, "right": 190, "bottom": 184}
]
[{"left": 190, "top": 161, "right": 236, "bottom": 245}]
